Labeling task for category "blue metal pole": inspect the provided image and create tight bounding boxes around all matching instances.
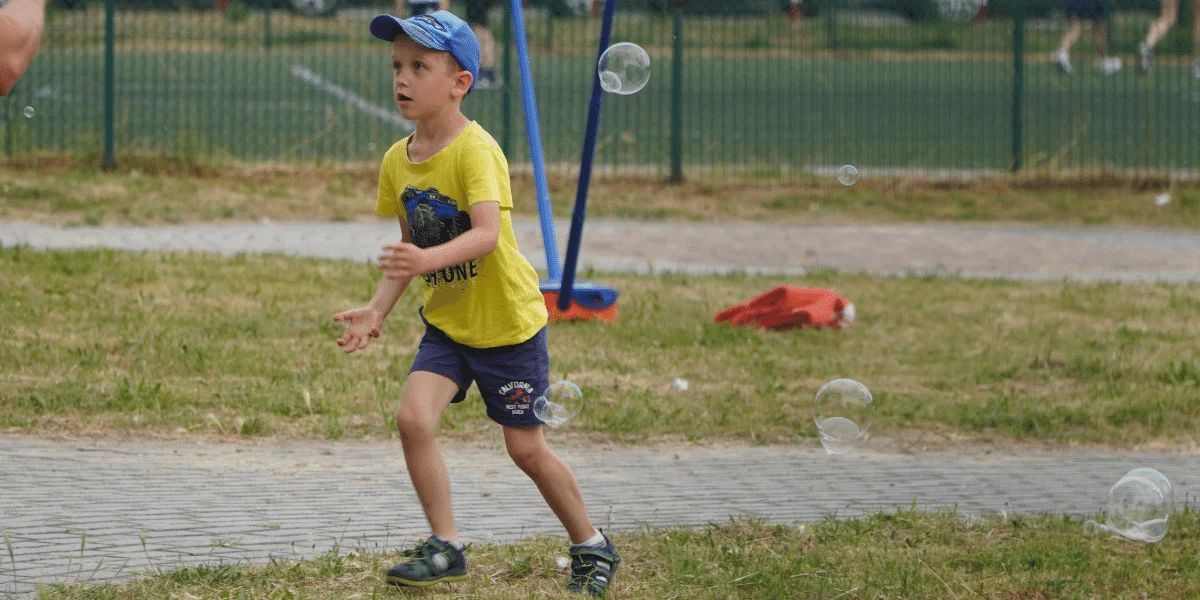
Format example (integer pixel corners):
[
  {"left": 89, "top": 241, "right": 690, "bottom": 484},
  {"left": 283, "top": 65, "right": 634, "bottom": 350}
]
[
  {"left": 557, "top": 0, "right": 616, "bottom": 311},
  {"left": 510, "top": 0, "right": 561, "bottom": 280}
]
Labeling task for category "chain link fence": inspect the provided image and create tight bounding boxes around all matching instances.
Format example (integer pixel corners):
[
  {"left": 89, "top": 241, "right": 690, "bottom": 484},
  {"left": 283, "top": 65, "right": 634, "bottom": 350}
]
[{"left": 2, "top": 0, "right": 1198, "bottom": 179}]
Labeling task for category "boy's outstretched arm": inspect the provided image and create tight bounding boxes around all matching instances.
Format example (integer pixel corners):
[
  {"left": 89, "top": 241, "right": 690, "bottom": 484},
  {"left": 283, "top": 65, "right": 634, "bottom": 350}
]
[
  {"left": 334, "top": 216, "right": 414, "bottom": 353},
  {"left": 378, "top": 201, "right": 500, "bottom": 280}
]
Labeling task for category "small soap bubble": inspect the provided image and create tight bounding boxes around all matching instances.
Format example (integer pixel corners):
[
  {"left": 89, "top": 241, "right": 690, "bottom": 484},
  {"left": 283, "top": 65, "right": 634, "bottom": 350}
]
[
  {"left": 813, "top": 378, "right": 875, "bottom": 455},
  {"left": 838, "top": 303, "right": 856, "bottom": 329},
  {"left": 597, "top": 42, "right": 651, "bottom": 95},
  {"left": 533, "top": 381, "right": 584, "bottom": 428},
  {"left": 838, "top": 165, "right": 859, "bottom": 186},
  {"left": 23, "top": 106, "right": 34, "bottom": 119},
  {"left": 672, "top": 378, "right": 689, "bottom": 392},
  {"left": 556, "top": 556, "right": 570, "bottom": 570}
]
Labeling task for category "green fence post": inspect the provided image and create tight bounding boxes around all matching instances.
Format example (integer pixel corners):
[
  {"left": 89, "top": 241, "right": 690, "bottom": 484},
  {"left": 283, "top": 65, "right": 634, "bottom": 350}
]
[
  {"left": 1011, "top": 0, "right": 1024, "bottom": 172},
  {"left": 103, "top": 0, "right": 116, "bottom": 171},
  {"left": 264, "top": 0, "right": 273, "bottom": 51},
  {"left": 501, "top": 2, "right": 513, "bottom": 158},
  {"left": 669, "top": 5, "right": 683, "bottom": 183},
  {"left": 825, "top": 0, "right": 838, "bottom": 50},
  {"left": 544, "top": 8, "right": 553, "bottom": 50}
]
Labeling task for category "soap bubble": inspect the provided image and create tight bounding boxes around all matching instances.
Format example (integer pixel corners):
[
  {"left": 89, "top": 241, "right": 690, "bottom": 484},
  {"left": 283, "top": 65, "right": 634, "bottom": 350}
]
[
  {"left": 533, "top": 381, "right": 584, "bottom": 428},
  {"left": 838, "top": 303, "right": 856, "bottom": 329},
  {"left": 599, "top": 71, "right": 622, "bottom": 93},
  {"left": 813, "top": 378, "right": 874, "bottom": 455},
  {"left": 23, "top": 106, "right": 34, "bottom": 119},
  {"left": 555, "top": 556, "right": 570, "bottom": 569},
  {"left": 837, "top": 165, "right": 858, "bottom": 186},
  {"left": 597, "top": 42, "right": 651, "bottom": 95},
  {"left": 1086, "top": 468, "right": 1173, "bottom": 543},
  {"left": 672, "top": 378, "right": 689, "bottom": 392}
]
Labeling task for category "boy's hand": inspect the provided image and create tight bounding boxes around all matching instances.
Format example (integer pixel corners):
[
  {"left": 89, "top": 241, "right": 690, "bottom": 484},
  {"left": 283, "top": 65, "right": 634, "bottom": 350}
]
[
  {"left": 332, "top": 306, "right": 384, "bottom": 354},
  {"left": 378, "top": 242, "right": 431, "bottom": 280}
]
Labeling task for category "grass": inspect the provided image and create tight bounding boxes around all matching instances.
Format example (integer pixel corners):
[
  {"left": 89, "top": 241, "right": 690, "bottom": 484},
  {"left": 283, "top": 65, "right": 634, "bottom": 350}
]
[
  {"left": 3, "top": 162, "right": 1200, "bottom": 227},
  {"left": 28, "top": 510, "right": 1200, "bottom": 598},
  {"left": 2, "top": 247, "right": 1200, "bottom": 447}
]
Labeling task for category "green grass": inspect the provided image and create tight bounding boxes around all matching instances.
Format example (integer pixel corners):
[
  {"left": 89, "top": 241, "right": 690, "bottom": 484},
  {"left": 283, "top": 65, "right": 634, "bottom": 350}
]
[
  {"left": 4, "top": 163, "right": 1200, "bottom": 227},
  {"left": 3, "top": 247, "right": 1200, "bottom": 446},
  {"left": 5, "top": 9, "right": 1198, "bottom": 175},
  {"left": 30, "top": 510, "right": 1200, "bottom": 599}
]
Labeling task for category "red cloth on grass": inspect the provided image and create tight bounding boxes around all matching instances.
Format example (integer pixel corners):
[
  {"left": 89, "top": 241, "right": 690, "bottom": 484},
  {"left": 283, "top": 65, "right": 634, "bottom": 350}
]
[{"left": 714, "top": 286, "right": 853, "bottom": 331}]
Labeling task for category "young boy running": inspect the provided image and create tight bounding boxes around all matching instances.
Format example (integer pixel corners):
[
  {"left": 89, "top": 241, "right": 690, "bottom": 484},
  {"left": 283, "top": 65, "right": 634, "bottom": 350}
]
[{"left": 332, "top": 10, "right": 620, "bottom": 597}]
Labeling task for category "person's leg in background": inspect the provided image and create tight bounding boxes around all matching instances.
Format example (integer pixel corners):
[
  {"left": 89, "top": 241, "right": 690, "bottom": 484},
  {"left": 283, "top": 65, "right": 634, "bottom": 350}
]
[
  {"left": 1056, "top": 15, "right": 1084, "bottom": 73},
  {"left": 1138, "top": 0, "right": 1179, "bottom": 72},
  {"left": 1192, "top": 0, "right": 1200, "bottom": 77},
  {"left": 403, "top": 0, "right": 442, "bottom": 16},
  {"left": 467, "top": 0, "right": 499, "bottom": 87}
]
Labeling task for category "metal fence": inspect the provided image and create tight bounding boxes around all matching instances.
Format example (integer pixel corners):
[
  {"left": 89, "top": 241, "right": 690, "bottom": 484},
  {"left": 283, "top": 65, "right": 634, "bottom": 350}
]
[{"left": 2, "top": 0, "right": 1198, "bottom": 180}]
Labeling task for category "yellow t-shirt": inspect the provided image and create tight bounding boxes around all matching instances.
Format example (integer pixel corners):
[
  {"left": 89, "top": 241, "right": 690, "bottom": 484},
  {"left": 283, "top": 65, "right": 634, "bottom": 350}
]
[{"left": 376, "top": 122, "right": 548, "bottom": 348}]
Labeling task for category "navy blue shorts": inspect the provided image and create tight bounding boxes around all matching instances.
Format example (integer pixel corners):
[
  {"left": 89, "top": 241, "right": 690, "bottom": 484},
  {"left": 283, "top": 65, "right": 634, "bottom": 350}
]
[
  {"left": 1064, "top": 0, "right": 1105, "bottom": 20},
  {"left": 409, "top": 315, "right": 549, "bottom": 429}
]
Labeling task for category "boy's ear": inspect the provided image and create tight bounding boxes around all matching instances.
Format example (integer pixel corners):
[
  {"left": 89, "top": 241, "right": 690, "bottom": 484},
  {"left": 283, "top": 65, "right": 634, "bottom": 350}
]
[{"left": 450, "top": 68, "right": 474, "bottom": 99}]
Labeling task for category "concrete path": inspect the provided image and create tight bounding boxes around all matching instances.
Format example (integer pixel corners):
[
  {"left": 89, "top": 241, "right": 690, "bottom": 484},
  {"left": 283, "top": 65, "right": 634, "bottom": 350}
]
[
  {"left": 1, "top": 436, "right": 1196, "bottom": 598},
  {"left": 3, "top": 218, "right": 1200, "bottom": 282}
]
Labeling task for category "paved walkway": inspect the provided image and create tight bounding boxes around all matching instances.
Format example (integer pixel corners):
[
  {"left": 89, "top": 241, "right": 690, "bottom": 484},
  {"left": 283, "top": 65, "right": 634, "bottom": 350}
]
[
  {"left": 1, "top": 436, "right": 1197, "bottom": 598},
  {"left": 3, "top": 218, "right": 1200, "bottom": 282},
  {"left": 3, "top": 218, "right": 1200, "bottom": 596}
]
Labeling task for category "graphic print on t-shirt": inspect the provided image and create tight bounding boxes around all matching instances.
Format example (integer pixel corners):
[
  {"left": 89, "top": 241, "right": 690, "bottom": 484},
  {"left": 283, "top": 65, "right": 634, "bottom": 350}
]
[{"left": 401, "top": 185, "right": 480, "bottom": 288}]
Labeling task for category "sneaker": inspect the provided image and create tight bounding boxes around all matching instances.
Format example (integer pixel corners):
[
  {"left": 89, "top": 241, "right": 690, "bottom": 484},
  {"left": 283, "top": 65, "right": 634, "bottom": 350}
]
[
  {"left": 1192, "top": 58, "right": 1200, "bottom": 79},
  {"left": 1098, "top": 57, "right": 1122, "bottom": 75},
  {"left": 386, "top": 536, "right": 467, "bottom": 587},
  {"left": 1054, "top": 49, "right": 1072, "bottom": 74},
  {"left": 1138, "top": 43, "right": 1152, "bottom": 73},
  {"left": 566, "top": 531, "right": 621, "bottom": 597}
]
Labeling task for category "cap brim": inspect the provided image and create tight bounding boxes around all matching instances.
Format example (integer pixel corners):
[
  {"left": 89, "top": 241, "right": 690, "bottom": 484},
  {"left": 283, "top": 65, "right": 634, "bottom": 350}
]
[{"left": 369, "top": 15, "right": 404, "bottom": 42}]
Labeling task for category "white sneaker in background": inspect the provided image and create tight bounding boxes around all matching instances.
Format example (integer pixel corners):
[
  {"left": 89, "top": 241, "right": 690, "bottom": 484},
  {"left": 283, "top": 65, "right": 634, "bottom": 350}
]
[
  {"left": 1055, "top": 49, "right": 1073, "bottom": 74},
  {"left": 1137, "top": 43, "right": 1152, "bottom": 73}
]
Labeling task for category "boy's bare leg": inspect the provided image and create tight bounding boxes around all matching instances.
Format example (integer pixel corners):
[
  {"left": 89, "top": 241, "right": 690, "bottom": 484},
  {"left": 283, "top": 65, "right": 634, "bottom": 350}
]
[
  {"left": 397, "top": 371, "right": 460, "bottom": 543},
  {"left": 503, "top": 426, "right": 598, "bottom": 544}
]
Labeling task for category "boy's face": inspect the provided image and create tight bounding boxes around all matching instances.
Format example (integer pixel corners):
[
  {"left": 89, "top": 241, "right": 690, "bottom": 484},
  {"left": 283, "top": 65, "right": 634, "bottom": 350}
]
[{"left": 391, "top": 36, "right": 472, "bottom": 121}]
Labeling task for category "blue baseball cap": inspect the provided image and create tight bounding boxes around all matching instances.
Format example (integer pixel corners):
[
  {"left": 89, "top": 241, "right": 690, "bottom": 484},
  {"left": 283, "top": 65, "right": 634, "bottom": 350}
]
[{"left": 370, "top": 11, "right": 481, "bottom": 91}]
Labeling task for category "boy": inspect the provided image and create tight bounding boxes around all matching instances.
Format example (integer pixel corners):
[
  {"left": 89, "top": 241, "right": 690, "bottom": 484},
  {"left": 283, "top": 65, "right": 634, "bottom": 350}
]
[
  {"left": 331, "top": 10, "right": 620, "bottom": 597},
  {"left": 1053, "top": 0, "right": 1121, "bottom": 75}
]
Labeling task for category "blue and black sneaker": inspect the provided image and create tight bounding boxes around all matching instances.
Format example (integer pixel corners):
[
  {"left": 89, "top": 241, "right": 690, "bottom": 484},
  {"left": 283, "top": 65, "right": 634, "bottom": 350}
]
[
  {"left": 566, "top": 531, "right": 620, "bottom": 596},
  {"left": 386, "top": 536, "right": 467, "bottom": 587}
]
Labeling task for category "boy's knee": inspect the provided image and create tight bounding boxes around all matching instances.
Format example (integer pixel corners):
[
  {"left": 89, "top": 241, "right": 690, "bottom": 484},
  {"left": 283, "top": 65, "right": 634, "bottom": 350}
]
[
  {"left": 395, "top": 403, "right": 435, "bottom": 438},
  {"left": 506, "top": 439, "right": 550, "bottom": 473}
]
